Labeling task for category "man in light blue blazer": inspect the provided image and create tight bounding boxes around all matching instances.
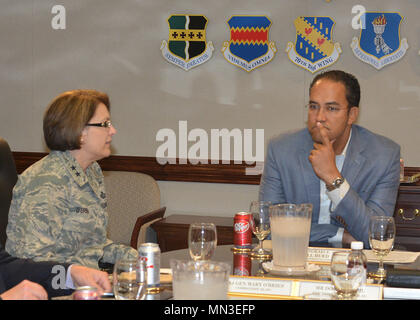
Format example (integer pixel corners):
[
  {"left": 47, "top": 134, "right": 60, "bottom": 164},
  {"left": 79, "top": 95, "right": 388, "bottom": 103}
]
[{"left": 259, "top": 70, "right": 400, "bottom": 248}]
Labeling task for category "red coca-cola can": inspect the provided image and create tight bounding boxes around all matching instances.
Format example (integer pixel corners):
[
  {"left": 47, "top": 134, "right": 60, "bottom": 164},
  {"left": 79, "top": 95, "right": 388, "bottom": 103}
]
[
  {"left": 72, "top": 286, "right": 100, "bottom": 300},
  {"left": 233, "top": 253, "right": 252, "bottom": 276},
  {"left": 234, "top": 212, "right": 252, "bottom": 249}
]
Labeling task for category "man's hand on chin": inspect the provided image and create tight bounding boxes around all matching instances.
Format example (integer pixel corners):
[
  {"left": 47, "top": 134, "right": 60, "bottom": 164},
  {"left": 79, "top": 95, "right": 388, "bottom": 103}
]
[{"left": 308, "top": 122, "right": 340, "bottom": 184}]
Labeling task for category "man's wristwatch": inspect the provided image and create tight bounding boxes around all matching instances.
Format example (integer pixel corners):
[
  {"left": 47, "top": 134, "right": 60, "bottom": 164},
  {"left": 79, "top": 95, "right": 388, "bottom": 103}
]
[{"left": 326, "top": 176, "right": 345, "bottom": 191}]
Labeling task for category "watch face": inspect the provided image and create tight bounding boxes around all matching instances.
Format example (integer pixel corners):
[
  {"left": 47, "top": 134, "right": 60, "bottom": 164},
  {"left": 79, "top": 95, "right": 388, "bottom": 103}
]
[
  {"left": 333, "top": 178, "right": 344, "bottom": 187},
  {"left": 327, "top": 177, "right": 344, "bottom": 191}
]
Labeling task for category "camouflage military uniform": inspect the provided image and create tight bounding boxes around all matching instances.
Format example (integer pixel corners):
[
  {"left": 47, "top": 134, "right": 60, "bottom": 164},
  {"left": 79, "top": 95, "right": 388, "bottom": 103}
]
[{"left": 5, "top": 150, "right": 138, "bottom": 269}]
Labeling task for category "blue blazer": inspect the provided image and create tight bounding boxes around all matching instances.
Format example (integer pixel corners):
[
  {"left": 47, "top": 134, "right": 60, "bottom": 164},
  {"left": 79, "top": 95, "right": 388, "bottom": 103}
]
[
  {"left": 259, "top": 125, "right": 400, "bottom": 247},
  {"left": 0, "top": 244, "right": 72, "bottom": 298}
]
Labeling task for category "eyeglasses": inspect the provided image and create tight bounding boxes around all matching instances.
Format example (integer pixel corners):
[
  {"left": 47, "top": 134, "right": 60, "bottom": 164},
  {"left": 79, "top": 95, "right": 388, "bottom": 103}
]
[
  {"left": 85, "top": 120, "right": 112, "bottom": 128},
  {"left": 306, "top": 103, "right": 348, "bottom": 114}
]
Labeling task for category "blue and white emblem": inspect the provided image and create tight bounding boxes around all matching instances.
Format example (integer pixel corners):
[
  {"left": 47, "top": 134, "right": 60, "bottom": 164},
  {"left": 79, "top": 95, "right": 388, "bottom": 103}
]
[{"left": 351, "top": 12, "right": 408, "bottom": 70}]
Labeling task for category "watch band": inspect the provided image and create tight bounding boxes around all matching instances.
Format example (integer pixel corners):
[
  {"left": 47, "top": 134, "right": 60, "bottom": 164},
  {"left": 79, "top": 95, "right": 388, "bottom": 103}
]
[{"left": 326, "top": 177, "right": 345, "bottom": 192}]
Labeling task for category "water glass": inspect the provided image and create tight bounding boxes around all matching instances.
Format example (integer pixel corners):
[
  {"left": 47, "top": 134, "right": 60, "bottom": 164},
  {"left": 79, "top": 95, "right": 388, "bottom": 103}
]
[
  {"left": 170, "top": 259, "right": 230, "bottom": 300},
  {"left": 188, "top": 222, "right": 217, "bottom": 261},
  {"left": 330, "top": 252, "right": 363, "bottom": 300},
  {"left": 368, "top": 216, "right": 396, "bottom": 279},
  {"left": 113, "top": 259, "right": 147, "bottom": 300},
  {"left": 249, "top": 200, "right": 272, "bottom": 258}
]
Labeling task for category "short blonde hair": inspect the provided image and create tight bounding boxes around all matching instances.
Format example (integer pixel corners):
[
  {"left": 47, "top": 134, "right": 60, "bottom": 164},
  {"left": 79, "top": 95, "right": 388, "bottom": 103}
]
[{"left": 43, "top": 89, "right": 110, "bottom": 151}]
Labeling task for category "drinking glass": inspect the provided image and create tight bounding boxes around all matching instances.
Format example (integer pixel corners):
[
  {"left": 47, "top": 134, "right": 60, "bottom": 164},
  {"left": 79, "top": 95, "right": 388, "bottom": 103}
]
[
  {"left": 249, "top": 200, "right": 272, "bottom": 258},
  {"left": 330, "top": 252, "right": 363, "bottom": 300},
  {"left": 188, "top": 222, "right": 217, "bottom": 261},
  {"left": 368, "top": 216, "right": 396, "bottom": 279},
  {"left": 113, "top": 259, "right": 147, "bottom": 300},
  {"left": 171, "top": 259, "right": 230, "bottom": 300}
]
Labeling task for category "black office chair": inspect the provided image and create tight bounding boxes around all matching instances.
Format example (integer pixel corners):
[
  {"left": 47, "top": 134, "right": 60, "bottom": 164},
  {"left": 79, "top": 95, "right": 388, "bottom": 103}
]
[{"left": 0, "top": 137, "right": 18, "bottom": 248}]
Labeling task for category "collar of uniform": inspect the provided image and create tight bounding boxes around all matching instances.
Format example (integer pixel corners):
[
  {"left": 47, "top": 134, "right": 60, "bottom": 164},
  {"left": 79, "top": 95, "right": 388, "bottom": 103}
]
[
  {"left": 57, "top": 151, "right": 103, "bottom": 200},
  {"left": 56, "top": 151, "right": 89, "bottom": 187}
]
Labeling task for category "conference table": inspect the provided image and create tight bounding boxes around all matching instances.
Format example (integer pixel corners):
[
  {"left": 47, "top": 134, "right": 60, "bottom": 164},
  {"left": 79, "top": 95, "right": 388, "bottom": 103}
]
[
  {"left": 152, "top": 242, "right": 420, "bottom": 300},
  {"left": 55, "top": 242, "right": 420, "bottom": 300}
]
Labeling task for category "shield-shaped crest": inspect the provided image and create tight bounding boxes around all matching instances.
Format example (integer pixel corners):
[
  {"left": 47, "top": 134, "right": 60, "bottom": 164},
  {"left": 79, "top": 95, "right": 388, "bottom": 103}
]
[
  {"left": 351, "top": 12, "right": 408, "bottom": 70},
  {"left": 161, "top": 15, "right": 213, "bottom": 71},
  {"left": 221, "top": 16, "right": 277, "bottom": 72},
  {"left": 286, "top": 16, "right": 342, "bottom": 73}
]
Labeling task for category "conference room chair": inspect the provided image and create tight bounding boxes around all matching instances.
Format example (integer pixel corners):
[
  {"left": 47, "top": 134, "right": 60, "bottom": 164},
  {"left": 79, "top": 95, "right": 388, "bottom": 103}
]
[
  {"left": 103, "top": 171, "right": 166, "bottom": 250},
  {"left": 0, "top": 137, "right": 18, "bottom": 248}
]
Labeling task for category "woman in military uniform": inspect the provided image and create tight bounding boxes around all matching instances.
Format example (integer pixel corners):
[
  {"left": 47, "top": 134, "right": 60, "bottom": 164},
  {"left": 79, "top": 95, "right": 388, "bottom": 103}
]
[{"left": 5, "top": 90, "right": 138, "bottom": 269}]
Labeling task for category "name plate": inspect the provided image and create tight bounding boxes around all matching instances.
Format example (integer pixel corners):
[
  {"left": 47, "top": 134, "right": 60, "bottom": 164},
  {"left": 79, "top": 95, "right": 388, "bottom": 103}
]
[
  {"left": 298, "top": 281, "right": 383, "bottom": 300},
  {"left": 307, "top": 247, "right": 350, "bottom": 264},
  {"left": 228, "top": 276, "right": 383, "bottom": 300},
  {"left": 229, "top": 276, "right": 294, "bottom": 297},
  {"left": 262, "top": 242, "right": 351, "bottom": 264}
]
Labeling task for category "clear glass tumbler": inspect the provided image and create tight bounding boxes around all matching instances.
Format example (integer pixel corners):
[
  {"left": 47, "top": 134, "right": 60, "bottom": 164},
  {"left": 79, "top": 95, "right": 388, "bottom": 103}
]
[
  {"left": 170, "top": 259, "right": 230, "bottom": 300},
  {"left": 113, "top": 259, "right": 147, "bottom": 300}
]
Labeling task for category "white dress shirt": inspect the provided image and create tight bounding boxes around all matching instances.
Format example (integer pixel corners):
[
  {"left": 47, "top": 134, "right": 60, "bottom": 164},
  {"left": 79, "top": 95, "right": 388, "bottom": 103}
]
[{"left": 65, "top": 265, "right": 75, "bottom": 289}]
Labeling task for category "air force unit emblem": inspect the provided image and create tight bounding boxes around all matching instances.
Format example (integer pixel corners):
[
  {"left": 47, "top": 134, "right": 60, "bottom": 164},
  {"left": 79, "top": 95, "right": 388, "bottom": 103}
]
[
  {"left": 161, "top": 15, "right": 213, "bottom": 71},
  {"left": 351, "top": 12, "right": 408, "bottom": 70},
  {"left": 221, "top": 16, "right": 277, "bottom": 72},
  {"left": 286, "top": 16, "right": 342, "bottom": 73}
]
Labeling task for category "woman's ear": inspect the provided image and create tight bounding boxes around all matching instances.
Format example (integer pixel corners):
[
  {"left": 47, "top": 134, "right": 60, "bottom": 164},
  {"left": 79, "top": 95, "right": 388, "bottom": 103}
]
[{"left": 79, "top": 128, "right": 88, "bottom": 146}]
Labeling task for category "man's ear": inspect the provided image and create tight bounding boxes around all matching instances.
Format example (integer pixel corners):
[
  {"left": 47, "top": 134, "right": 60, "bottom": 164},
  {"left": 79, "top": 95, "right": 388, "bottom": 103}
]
[{"left": 348, "top": 106, "right": 359, "bottom": 125}]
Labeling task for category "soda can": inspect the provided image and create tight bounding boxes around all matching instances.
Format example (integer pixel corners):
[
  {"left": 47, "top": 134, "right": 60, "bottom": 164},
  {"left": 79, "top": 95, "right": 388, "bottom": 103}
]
[
  {"left": 72, "top": 286, "right": 99, "bottom": 300},
  {"left": 233, "top": 252, "right": 251, "bottom": 276},
  {"left": 234, "top": 212, "right": 252, "bottom": 249},
  {"left": 138, "top": 242, "right": 161, "bottom": 288}
]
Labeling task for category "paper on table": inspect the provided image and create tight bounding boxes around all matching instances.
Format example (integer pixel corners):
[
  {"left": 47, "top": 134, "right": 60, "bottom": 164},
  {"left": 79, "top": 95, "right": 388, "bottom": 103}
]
[
  {"left": 363, "top": 250, "right": 420, "bottom": 264},
  {"left": 160, "top": 268, "right": 172, "bottom": 275},
  {"left": 383, "top": 287, "right": 420, "bottom": 300},
  {"left": 265, "top": 241, "right": 420, "bottom": 264},
  {"left": 160, "top": 268, "right": 172, "bottom": 283},
  {"left": 160, "top": 274, "right": 172, "bottom": 283}
]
